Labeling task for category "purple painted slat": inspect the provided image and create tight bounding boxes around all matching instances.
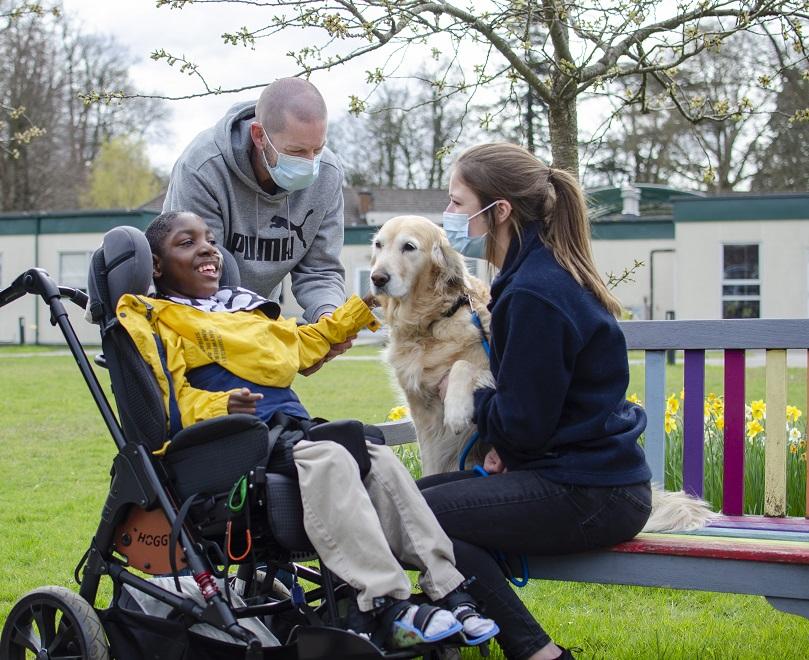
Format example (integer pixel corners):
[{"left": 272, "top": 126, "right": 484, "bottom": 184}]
[
  {"left": 708, "top": 515, "right": 809, "bottom": 532},
  {"left": 723, "top": 350, "right": 745, "bottom": 515},
  {"left": 683, "top": 350, "right": 706, "bottom": 497}
]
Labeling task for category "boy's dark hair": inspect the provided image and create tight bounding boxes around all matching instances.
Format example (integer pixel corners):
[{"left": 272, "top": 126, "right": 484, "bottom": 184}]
[{"left": 145, "top": 211, "right": 185, "bottom": 256}]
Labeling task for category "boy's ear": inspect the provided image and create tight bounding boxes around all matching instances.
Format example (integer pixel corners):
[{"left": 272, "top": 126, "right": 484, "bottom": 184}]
[{"left": 152, "top": 254, "right": 162, "bottom": 280}]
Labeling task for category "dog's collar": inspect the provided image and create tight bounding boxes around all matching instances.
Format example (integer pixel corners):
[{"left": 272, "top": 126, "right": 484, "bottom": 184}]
[{"left": 442, "top": 294, "right": 471, "bottom": 319}]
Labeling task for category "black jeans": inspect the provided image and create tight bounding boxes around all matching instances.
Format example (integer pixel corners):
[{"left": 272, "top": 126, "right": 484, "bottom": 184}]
[{"left": 418, "top": 470, "right": 652, "bottom": 660}]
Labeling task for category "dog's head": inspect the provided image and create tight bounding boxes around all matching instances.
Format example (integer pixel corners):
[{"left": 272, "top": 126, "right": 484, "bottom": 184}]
[{"left": 370, "top": 215, "right": 466, "bottom": 302}]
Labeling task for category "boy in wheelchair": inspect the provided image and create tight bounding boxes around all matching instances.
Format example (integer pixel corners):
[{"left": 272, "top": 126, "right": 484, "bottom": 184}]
[{"left": 118, "top": 210, "right": 498, "bottom": 650}]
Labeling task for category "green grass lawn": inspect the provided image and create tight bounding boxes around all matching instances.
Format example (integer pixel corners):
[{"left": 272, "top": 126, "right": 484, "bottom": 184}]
[{"left": 1, "top": 345, "right": 807, "bottom": 658}]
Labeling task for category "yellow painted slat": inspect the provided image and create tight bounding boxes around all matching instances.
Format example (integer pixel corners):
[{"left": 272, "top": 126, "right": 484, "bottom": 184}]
[{"left": 764, "top": 349, "right": 787, "bottom": 517}]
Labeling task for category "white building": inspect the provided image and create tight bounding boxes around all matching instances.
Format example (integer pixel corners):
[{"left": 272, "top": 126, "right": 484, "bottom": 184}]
[{"left": 1, "top": 187, "right": 808, "bottom": 344}]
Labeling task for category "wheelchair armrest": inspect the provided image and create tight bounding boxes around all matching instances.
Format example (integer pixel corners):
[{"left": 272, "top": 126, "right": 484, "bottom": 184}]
[
  {"left": 163, "top": 415, "right": 272, "bottom": 502},
  {"left": 167, "top": 414, "right": 268, "bottom": 454}
]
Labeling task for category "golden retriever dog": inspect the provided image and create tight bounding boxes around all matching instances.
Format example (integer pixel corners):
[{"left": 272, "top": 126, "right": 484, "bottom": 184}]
[
  {"left": 370, "top": 214, "right": 714, "bottom": 533},
  {"left": 369, "top": 215, "right": 494, "bottom": 475}
]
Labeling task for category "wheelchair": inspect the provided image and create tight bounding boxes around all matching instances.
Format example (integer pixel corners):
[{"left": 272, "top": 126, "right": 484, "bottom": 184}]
[{"left": 0, "top": 226, "right": 461, "bottom": 660}]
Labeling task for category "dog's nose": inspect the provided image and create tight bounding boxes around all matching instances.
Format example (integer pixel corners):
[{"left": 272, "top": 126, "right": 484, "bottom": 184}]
[{"left": 371, "top": 271, "right": 390, "bottom": 288}]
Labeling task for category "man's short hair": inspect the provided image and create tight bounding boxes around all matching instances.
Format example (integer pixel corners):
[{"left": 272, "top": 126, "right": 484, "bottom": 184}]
[{"left": 256, "top": 78, "right": 327, "bottom": 134}]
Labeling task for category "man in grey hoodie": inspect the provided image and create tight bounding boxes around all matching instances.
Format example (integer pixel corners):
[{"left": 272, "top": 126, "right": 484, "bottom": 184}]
[{"left": 163, "top": 78, "right": 349, "bottom": 371}]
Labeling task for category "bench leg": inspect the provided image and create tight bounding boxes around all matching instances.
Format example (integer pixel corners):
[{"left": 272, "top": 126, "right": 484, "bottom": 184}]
[{"left": 766, "top": 597, "right": 809, "bottom": 620}]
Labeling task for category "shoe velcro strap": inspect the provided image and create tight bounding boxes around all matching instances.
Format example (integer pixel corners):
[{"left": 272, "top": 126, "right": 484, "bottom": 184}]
[{"left": 411, "top": 603, "right": 442, "bottom": 632}]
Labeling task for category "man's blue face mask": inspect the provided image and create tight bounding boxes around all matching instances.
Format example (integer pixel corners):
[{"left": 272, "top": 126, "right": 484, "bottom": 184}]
[
  {"left": 260, "top": 128, "right": 322, "bottom": 192},
  {"left": 442, "top": 200, "right": 501, "bottom": 259}
]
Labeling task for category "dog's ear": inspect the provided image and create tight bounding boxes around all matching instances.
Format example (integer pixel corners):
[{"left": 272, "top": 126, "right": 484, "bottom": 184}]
[{"left": 431, "top": 234, "right": 466, "bottom": 291}]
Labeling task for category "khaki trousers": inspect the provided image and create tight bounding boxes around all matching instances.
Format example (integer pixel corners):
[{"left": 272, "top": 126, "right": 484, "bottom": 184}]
[{"left": 293, "top": 440, "right": 464, "bottom": 611}]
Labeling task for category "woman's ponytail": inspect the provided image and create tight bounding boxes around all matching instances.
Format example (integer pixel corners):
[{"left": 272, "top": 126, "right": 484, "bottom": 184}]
[{"left": 542, "top": 168, "right": 623, "bottom": 317}]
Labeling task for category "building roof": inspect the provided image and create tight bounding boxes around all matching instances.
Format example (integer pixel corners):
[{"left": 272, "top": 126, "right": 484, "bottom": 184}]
[{"left": 587, "top": 183, "right": 703, "bottom": 220}]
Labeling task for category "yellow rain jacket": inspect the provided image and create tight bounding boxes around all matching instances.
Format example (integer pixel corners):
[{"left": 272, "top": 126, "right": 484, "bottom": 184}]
[{"left": 116, "top": 293, "right": 379, "bottom": 429}]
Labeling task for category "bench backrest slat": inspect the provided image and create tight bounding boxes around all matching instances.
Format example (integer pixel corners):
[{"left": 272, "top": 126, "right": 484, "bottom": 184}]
[
  {"left": 621, "top": 319, "right": 809, "bottom": 349},
  {"left": 765, "top": 349, "right": 788, "bottom": 517},
  {"left": 723, "top": 349, "right": 746, "bottom": 516},
  {"left": 683, "top": 350, "right": 706, "bottom": 497},
  {"left": 644, "top": 350, "right": 667, "bottom": 484},
  {"left": 806, "top": 350, "right": 809, "bottom": 519}
]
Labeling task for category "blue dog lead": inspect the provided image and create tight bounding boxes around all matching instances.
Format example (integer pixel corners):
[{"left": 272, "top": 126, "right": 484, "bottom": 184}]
[{"left": 458, "top": 306, "right": 529, "bottom": 588}]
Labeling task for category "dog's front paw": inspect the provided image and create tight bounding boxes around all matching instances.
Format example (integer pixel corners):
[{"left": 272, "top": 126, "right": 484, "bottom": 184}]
[
  {"left": 444, "top": 403, "right": 473, "bottom": 435},
  {"left": 443, "top": 385, "right": 475, "bottom": 435}
]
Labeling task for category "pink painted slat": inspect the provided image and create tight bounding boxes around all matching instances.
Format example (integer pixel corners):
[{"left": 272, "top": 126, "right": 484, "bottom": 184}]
[
  {"left": 806, "top": 350, "right": 809, "bottom": 520},
  {"left": 683, "top": 350, "right": 706, "bottom": 497},
  {"left": 723, "top": 349, "right": 745, "bottom": 515}
]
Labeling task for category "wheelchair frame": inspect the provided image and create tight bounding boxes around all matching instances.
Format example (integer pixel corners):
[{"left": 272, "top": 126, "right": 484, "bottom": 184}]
[{"left": 0, "top": 267, "right": 441, "bottom": 660}]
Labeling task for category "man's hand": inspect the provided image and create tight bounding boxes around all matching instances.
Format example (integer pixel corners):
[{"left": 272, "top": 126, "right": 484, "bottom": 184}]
[
  {"left": 300, "top": 310, "right": 357, "bottom": 376},
  {"left": 228, "top": 387, "right": 263, "bottom": 414},
  {"left": 483, "top": 447, "right": 507, "bottom": 474}
]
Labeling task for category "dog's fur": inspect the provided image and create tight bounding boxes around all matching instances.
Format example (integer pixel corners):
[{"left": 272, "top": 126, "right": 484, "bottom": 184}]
[{"left": 371, "top": 215, "right": 714, "bottom": 533}]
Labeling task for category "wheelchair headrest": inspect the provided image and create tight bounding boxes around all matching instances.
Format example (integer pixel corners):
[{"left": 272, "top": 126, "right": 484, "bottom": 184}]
[
  {"left": 87, "top": 225, "right": 241, "bottom": 327},
  {"left": 87, "top": 226, "right": 152, "bottom": 326}
]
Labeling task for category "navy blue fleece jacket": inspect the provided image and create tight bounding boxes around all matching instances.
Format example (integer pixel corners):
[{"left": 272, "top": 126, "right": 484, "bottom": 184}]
[{"left": 473, "top": 230, "right": 651, "bottom": 486}]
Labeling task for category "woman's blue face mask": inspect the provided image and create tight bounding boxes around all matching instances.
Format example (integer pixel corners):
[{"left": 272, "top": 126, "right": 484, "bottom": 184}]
[
  {"left": 442, "top": 200, "right": 500, "bottom": 258},
  {"left": 260, "top": 128, "right": 322, "bottom": 192}
]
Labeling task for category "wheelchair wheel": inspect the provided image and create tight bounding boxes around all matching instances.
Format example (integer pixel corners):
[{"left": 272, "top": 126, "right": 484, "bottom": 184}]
[{"left": 0, "top": 585, "right": 109, "bottom": 660}]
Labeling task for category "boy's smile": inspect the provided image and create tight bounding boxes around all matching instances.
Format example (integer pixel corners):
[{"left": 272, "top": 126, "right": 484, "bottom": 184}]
[{"left": 153, "top": 212, "right": 222, "bottom": 299}]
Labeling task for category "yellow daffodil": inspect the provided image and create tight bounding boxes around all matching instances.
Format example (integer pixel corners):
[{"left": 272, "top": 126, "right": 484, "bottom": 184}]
[
  {"left": 786, "top": 405, "right": 802, "bottom": 423},
  {"left": 712, "top": 398, "right": 724, "bottom": 415},
  {"left": 627, "top": 393, "right": 642, "bottom": 405},
  {"left": 664, "top": 414, "right": 675, "bottom": 434},
  {"left": 750, "top": 400, "right": 766, "bottom": 420},
  {"left": 386, "top": 405, "right": 409, "bottom": 421},
  {"left": 716, "top": 416, "right": 725, "bottom": 431},
  {"left": 746, "top": 419, "right": 764, "bottom": 438},
  {"left": 666, "top": 394, "right": 680, "bottom": 415},
  {"left": 790, "top": 443, "right": 799, "bottom": 454}
]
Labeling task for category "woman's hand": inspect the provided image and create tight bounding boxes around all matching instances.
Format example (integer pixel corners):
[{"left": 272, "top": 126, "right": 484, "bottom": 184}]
[
  {"left": 227, "top": 387, "right": 263, "bottom": 414},
  {"left": 483, "top": 447, "right": 507, "bottom": 474}
]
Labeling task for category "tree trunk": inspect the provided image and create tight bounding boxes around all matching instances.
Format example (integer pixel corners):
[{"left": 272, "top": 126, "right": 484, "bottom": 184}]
[{"left": 548, "top": 95, "right": 579, "bottom": 178}]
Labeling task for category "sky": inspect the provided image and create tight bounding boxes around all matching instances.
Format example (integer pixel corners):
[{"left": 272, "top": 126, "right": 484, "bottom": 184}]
[{"left": 61, "top": 0, "right": 377, "bottom": 172}]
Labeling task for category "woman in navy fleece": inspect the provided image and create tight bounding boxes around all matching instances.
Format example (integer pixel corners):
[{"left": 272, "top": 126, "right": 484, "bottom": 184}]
[{"left": 419, "top": 143, "right": 652, "bottom": 660}]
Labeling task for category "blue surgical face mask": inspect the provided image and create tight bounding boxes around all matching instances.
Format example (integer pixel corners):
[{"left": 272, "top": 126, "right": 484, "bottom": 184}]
[
  {"left": 261, "top": 128, "right": 322, "bottom": 192},
  {"left": 442, "top": 200, "right": 500, "bottom": 258}
]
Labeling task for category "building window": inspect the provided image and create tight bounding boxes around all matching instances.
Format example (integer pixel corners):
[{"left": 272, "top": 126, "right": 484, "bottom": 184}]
[
  {"left": 722, "top": 244, "right": 760, "bottom": 318},
  {"left": 355, "top": 266, "right": 371, "bottom": 300},
  {"left": 59, "top": 252, "right": 92, "bottom": 292}
]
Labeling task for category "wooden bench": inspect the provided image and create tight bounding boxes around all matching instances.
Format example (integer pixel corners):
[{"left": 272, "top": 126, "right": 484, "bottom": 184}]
[{"left": 379, "top": 318, "right": 809, "bottom": 620}]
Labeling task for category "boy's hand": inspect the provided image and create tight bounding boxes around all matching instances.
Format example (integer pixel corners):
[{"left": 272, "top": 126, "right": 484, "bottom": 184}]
[
  {"left": 483, "top": 447, "right": 507, "bottom": 474},
  {"left": 228, "top": 387, "right": 263, "bottom": 414},
  {"left": 362, "top": 292, "right": 379, "bottom": 309}
]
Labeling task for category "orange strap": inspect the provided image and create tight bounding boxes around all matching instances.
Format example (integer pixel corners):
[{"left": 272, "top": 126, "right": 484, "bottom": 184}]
[{"left": 226, "top": 520, "right": 252, "bottom": 562}]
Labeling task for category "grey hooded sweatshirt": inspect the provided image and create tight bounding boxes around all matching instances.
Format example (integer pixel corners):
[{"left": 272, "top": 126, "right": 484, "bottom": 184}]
[{"left": 163, "top": 100, "right": 345, "bottom": 322}]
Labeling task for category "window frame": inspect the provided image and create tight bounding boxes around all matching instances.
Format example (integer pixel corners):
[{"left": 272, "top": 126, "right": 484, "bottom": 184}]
[
  {"left": 58, "top": 251, "right": 93, "bottom": 292},
  {"left": 720, "top": 242, "right": 761, "bottom": 319}
]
